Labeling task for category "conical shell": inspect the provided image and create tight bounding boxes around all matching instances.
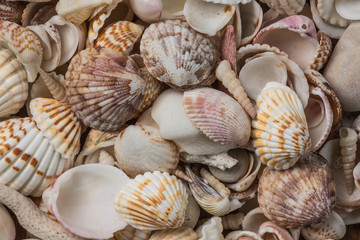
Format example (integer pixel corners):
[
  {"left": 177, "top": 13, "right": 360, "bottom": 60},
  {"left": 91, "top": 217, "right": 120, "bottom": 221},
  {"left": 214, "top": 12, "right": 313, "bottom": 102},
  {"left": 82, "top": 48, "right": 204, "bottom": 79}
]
[
  {"left": 114, "top": 225, "right": 152, "bottom": 240},
  {"left": 0, "top": 47, "right": 28, "bottom": 117},
  {"left": 65, "top": 47, "right": 146, "bottom": 132},
  {"left": 252, "top": 82, "right": 312, "bottom": 170},
  {"left": 149, "top": 227, "right": 197, "bottom": 240},
  {"left": 183, "top": 87, "right": 251, "bottom": 146},
  {"left": 95, "top": 20, "right": 143, "bottom": 54},
  {"left": 140, "top": 20, "right": 217, "bottom": 89},
  {"left": 258, "top": 154, "right": 336, "bottom": 229},
  {"left": 262, "top": 0, "right": 305, "bottom": 15},
  {"left": 114, "top": 171, "right": 188, "bottom": 230},
  {"left": 0, "top": 0, "right": 25, "bottom": 24}
]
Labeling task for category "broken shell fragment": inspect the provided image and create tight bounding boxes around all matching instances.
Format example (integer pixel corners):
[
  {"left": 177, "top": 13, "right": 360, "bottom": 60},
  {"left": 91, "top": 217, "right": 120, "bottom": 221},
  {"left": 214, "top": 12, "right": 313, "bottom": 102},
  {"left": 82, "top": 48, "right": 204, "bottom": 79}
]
[{"left": 0, "top": 203, "right": 16, "bottom": 240}]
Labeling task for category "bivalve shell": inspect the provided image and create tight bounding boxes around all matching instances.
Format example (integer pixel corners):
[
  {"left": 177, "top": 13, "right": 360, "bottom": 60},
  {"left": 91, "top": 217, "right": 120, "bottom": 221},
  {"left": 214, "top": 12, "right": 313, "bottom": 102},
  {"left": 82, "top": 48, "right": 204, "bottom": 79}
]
[
  {"left": 0, "top": 203, "right": 15, "bottom": 240},
  {"left": 149, "top": 227, "right": 197, "bottom": 240},
  {"left": 114, "top": 225, "right": 152, "bottom": 240},
  {"left": 335, "top": 0, "right": 360, "bottom": 20},
  {"left": 0, "top": 0, "right": 25, "bottom": 24},
  {"left": 262, "top": 0, "right": 305, "bottom": 15}
]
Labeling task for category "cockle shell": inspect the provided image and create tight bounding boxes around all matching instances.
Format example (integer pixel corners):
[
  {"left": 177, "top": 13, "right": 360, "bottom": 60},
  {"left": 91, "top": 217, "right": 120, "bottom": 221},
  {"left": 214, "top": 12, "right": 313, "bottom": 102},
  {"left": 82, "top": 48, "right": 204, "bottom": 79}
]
[
  {"left": 43, "top": 164, "right": 129, "bottom": 239},
  {"left": 114, "top": 124, "right": 179, "bottom": 178},
  {"left": 149, "top": 227, "right": 197, "bottom": 240},
  {"left": 0, "top": 203, "right": 16, "bottom": 240},
  {"left": 65, "top": 47, "right": 146, "bottom": 132},
  {"left": 252, "top": 82, "right": 312, "bottom": 170},
  {"left": 258, "top": 154, "right": 336, "bottom": 228},
  {"left": 114, "top": 225, "right": 152, "bottom": 240},
  {"left": 0, "top": 20, "right": 42, "bottom": 83},
  {"left": 114, "top": 171, "right": 188, "bottom": 230},
  {"left": 261, "top": 0, "right": 305, "bottom": 15},
  {"left": 238, "top": 0, "right": 263, "bottom": 46},
  {"left": 0, "top": 0, "right": 25, "bottom": 24},
  {"left": 140, "top": 20, "right": 217, "bottom": 89},
  {"left": 335, "top": 0, "right": 360, "bottom": 20},
  {"left": 196, "top": 216, "right": 224, "bottom": 240}
]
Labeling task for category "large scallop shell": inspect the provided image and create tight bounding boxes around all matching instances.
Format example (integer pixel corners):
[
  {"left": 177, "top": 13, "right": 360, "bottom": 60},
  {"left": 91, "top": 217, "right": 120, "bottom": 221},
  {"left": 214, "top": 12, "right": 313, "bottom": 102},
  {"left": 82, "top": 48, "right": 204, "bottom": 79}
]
[
  {"left": 114, "top": 171, "right": 188, "bottom": 230},
  {"left": 140, "top": 20, "right": 217, "bottom": 89},
  {"left": 65, "top": 47, "right": 146, "bottom": 132},
  {"left": 258, "top": 154, "right": 336, "bottom": 229}
]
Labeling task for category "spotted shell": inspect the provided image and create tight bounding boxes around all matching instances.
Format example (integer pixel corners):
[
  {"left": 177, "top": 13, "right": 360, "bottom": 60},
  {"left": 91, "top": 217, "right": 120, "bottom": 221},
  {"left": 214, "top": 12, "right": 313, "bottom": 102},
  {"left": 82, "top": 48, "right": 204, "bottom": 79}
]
[
  {"left": 114, "top": 171, "right": 188, "bottom": 231},
  {"left": 65, "top": 47, "right": 146, "bottom": 132}
]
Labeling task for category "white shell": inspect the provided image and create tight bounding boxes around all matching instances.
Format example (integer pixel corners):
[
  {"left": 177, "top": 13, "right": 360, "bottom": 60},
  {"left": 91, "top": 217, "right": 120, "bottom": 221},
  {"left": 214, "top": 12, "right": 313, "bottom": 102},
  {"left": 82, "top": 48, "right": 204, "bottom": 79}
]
[
  {"left": 239, "top": 0, "right": 263, "bottom": 46},
  {"left": 196, "top": 216, "right": 224, "bottom": 240},
  {"left": 242, "top": 207, "right": 269, "bottom": 233},
  {"left": 0, "top": 204, "right": 16, "bottom": 240},
  {"left": 335, "top": 0, "right": 360, "bottom": 20},
  {"left": 317, "top": 0, "right": 351, "bottom": 27},
  {"left": 203, "top": 0, "right": 251, "bottom": 4}
]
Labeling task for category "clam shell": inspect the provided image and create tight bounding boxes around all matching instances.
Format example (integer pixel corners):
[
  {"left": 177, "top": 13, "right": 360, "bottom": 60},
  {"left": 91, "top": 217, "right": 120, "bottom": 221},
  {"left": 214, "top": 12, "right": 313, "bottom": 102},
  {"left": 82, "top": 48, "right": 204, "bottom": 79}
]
[
  {"left": 65, "top": 47, "right": 146, "bottom": 132},
  {"left": 0, "top": 203, "right": 16, "bottom": 240},
  {"left": 140, "top": 20, "right": 217, "bottom": 89},
  {"left": 258, "top": 154, "right": 336, "bottom": 228},
  {"left": 114, "top": 171, "right": 188, "bottom": 230},
  {"left": 335, "top": 0, "right": 360, "bottom": 20},
  {"left": 239, "top": 0, "right": 263, "bottom": 46},
  {"left": 21, "top": 0, "right": 57, "bottom": 26},
  {"left": 317, "top": 0, "right": 351, "bottom": 27},
  {"left": 309, "top": 31, "right": 332, "bottom": 71},
  {"left": 114, "top": 225, "right": 152, "bottom": 240},
  {"left": 262, "top": 0, "right": 305, "bottom": 15},
  {"left": 0, "top": 0, "right": 25, "bottom": 24},
  {"left": 149, "top": 227, "right": 197, "bottom": 240},
  {"left": 251, "top": 82, "right": 312, "bottom": 170}
]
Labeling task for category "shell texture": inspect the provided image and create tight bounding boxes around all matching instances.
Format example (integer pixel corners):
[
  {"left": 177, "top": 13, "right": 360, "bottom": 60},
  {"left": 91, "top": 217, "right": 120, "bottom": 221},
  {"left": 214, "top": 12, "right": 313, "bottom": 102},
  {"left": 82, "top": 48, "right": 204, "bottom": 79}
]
[
  {"left": 203, "top": 0, "right": 250, "bottom": 3},
  {"left": 317, "top": 0, "right": 351, "bottom": 27},
  {"left": 38, "top": 69, "right": 67, "bottom": 103},
  {"left": 0, "top": 0, "right": 25, "bottom": 24},
  {"left": 335, "top": 0, "right": 360, "bottom": 20},
  {"left": 262, "top": 0, "right": 306, "bottom": 15},
  {"left": 140, "top": 20, "right": 217, "bottom": 89},
  {"left": 258, "top": 221, "right": 294, "bottom": 240},
  {"left": 21, "top": 1, "right": 57, "bottom": 26},
  {"left": 309, "top": 31, "right": 332, "bottom": 71},
  {"left": 252, "top": 82, "right": 312, "bottom": 170},
  {"left": 114, "top": 171, "right": 188, "bottom": 231},
  {"left": 65, "top": 47, "right": 146, "bottom": 132},
  {"left": 239, "top": 0, "right": 263, "bottom": 46},
  {"left": 182, "top": 184, "right": 201, "bottom": 229},
  {"left": 114, "top": 225, "right": 152, "bottom": 240},
  {"left": 196, "top": 216, "right": 224, "bottom": 240},
  {"left": 0, "top": 203, "right": 16, "bottom": 240},
  {"left": 149, "top": 227, "right": 197, "bottom": 240},
  {"left": 257, "top": 154, "right": 336, "bottom": 229},
  {"left": 225, "top": 230, "right": 262, "bottom": 240},
  {"left": 129, "top": 0, "right": 161, "bottom": 23},
  {"left": 242, "top": 207, "right": 268, "bottom": 233},
  {"left": 221, "top": 212, "right": 244, "bottom": 230}
]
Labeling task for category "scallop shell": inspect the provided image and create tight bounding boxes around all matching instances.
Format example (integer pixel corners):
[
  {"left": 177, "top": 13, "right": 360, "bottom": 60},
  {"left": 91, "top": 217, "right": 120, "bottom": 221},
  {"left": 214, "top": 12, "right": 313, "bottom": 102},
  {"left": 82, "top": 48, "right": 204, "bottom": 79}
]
[
  {"left": 0, "top": 20, "right": 42, "bottom": 83},
  {"left": 114, "top": 225, "right": 152, "bottom": 240},
  {"left": 262, "top": 0, "right": 305, "bottom": 15},
  {"left": 65, "top": 47, "right": 146, "bottom": 132},
  {"left": 149, "top": 228, "right": 197, "bottom": 240},
  {"left": 114, "top": 171, "right": 188, "bottom": 230},
  {"left": 309, "top": 31, "right": 332, "bottom": 71},
  {"left": 257, "top": 154, "right": 336, "bottom": 228},
  {"left": 0, "top": 0, "right": 25, "bottom": 24},
  {"left": 317, "top": 0, "right": 351, "bottom": 27},
  {"left": 140, "top": 20, "right": 217, "bottom": 89},
  {"left": 335, "top": 0, "right": 360, "bottom": 20},
  {"left": 94, "top": 20, "right": 143, "bottom": 54},
  {"left": 114, "top": 124, "right": 179, "bottom": 178}
]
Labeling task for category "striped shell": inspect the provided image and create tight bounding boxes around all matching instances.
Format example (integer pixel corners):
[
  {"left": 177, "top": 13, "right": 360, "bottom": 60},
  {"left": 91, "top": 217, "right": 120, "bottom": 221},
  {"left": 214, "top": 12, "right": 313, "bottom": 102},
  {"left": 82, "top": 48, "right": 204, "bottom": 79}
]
[
  {"left": 114, "top": 171, "right": 188, "bottom": 231},
  {"left": 95, "top": 21, "right": 143, "bottom": 54},
  {"left": 0, "top": 47, "right": 28, "bottom": 117},
  {"left": 140, "top": 20, "right": 217, "bottom": 89},
  {"left": 65, "top": 47, "right": 146, "bottom": 132},
  {"left": 261, "top": 0, "right": 305, "bottom": 15},
  {"left": 0, "top": 0, "right": 25, "bottom": 24},
  {"left": 252, "top": 82, "right": 312, "bottom": 170},
  {"left": 114, "top": 225, "right": 152, "bottom": 240},
  {"left": 149, "top": 228, "right": 197, "bottom": 240}
]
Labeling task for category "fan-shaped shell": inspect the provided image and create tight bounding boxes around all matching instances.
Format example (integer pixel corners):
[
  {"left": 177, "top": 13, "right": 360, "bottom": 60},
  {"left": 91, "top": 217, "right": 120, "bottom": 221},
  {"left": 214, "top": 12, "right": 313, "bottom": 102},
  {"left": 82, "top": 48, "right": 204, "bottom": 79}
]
[
  {"left": 252, "top": 82, "right": 312, "bottom": 170},
  {"left": 149, "top": 227, "right": 197, "bottom": 240},
  {"left": 317, "top": 0, "right": 351, "bottom": 27},
  {"left": 0, "top": 0, "right": 25, "bottom": 24},
  {"left": 140, "top": 20, "right": 217, "bottom": 89},
  {"left": 262, "top": 0, "right": 305, "bottom": 15},
  {"left": 114, "top": 171, "right": 188, "bottom": 230},
  {"left": 258, "top": 154, "right": 336, "bottom": 229},
  {"left": 65, "top": 47, "right": 146, "bottom": 132}
]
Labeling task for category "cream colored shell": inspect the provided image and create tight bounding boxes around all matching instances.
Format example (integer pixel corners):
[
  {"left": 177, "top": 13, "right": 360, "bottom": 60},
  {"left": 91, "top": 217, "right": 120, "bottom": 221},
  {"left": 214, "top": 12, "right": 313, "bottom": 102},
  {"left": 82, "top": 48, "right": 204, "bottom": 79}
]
[{"left": 149, "top": 228, "right": 197, "bottom": 240}]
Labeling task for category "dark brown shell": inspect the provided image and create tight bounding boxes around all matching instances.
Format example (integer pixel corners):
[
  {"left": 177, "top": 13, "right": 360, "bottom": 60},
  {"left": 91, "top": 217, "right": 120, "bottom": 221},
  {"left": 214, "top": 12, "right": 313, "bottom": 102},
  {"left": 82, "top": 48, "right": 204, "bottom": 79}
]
[
  {"left": 0, "top": 0, "right": 25, "bottom": 24},
  {"left": 65, "top": 47, "right": 146, "bottom": 132},
  {"left": 21, "top": 0, "right": 57, "bottom": 26}
]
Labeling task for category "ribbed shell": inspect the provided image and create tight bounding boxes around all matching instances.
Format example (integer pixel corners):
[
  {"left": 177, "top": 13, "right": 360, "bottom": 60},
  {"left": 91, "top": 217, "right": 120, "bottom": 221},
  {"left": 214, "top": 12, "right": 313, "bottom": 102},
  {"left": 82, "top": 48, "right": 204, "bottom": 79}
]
[
  {"left": 183, "top": 87, "right": 251, "bottom": 146},
  {"left": 0, "top": 47, "right": 28, "bottom": 117},
  {"left": 114, "top": 225, "right": 152, "bottom": 240},
  {"left": 65, "top": 47, "right": 146, "bottom": 132},
  {"left": 149, "top": 227, "right": 197, "bottom": 240},
  {"left": 0, "top": 118, "right": 72, "bottom": 197},
  {"left": 114, "top": 171, "right": 188, "bottom": 231},
  {"left": 95, "top": 21, "right": 143, "bottom": 54},
  {"left": 29, "top": 98, "right": 81, "bottom": 160},
  {"left": 203, "top": 0, "right": 251, "bottom": 3},
  {"left": 262, "top": 0, "right": 305, "bottom": 15},
  {"left": 257, "top": 154, "right": 336, "bottom": 229},
  {"left": 309, "top": 32, "right": 332, "bottom": 71},
  {"left": 0, "top": 0, "right": 25, "bottom": 24},
  {"left": 140, "top": 20, "right": 217, "bottom": 89},
  {"left": 252, "top": 82, "right": 312, "bottom": 170}
]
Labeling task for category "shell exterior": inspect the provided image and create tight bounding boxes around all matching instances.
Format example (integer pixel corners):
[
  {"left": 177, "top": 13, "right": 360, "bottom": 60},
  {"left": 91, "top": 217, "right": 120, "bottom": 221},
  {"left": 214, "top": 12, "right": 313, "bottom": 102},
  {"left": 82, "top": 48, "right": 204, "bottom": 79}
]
[
  {"left": 196, "top": 216, "right": 224, "bottom": 240},
  {"left": 114, "top": 171, "right": 188, "bottom": 231},
  {"left": 0, "top": 0, "right": 25, "bottom": 24},
  {"left": 0, "top": 203, "right": 16, "bottom": 240},
  {"left": 258, "top": 221, "right": 294, "bottom": 240},
  {"left": 140, "top": 20, "right": 217, "bottom": 89},
  {"left": 309, "top": 31, "right": 332, "bottom": 71},
  {"left": 65, "top": 47, "right": 146, "bottom": 132},
  {"left": 182, "top": 185, "right": 200, "bottom": 229},
  {"left": 21, "top": 1, "right": 57, "bottom": 26},
  {"left": 0, "top": 47, "right": 28, "bottom": 117},
  {"left": 258, "top": 154, "right": 336, "bottom": 228},
  {"left": 149, "top": 227, "right": 197, "bottom": 240},
  {"left": 335, "top": 0, "right": 360, "bottom": 20},
  {"left": 95, "top": 21, "right": 143, "bottom": 54},
  {"left": 129, "top": 0, "right": 161, "bottom": 23},
  {"left": 251, "top": 82, "right": 312, "bottom": 170},
  {"left": 317, "top": 0, "right": 351, "bottom": 27},
  {"left": 0, "top": 20, "right": 42, "bottom": 83},
  {"left": 225, "top": 230, "right": 262, "bottom": 240},
  {"left": 221, "top": 212, "right": 244, "bottom": 230},
  {"left": 114, "top": 225, "right": 152, "bottom": 240},
  {"left": 38, "top": 69, "right": 67, "bottom": 103},
  {"left": 262, "top": 0, "right": 305, "bottom": 15},
  {"left": 239, "top": 0, "right": 263, "bottom": 46}
]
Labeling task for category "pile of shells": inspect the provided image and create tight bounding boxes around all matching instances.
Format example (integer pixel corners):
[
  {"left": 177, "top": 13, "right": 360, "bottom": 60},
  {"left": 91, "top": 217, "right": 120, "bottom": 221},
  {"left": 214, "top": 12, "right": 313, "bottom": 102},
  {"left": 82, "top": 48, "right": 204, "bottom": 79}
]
[{"left": 0, "top": 0, "right": 359, "bottom": 240}]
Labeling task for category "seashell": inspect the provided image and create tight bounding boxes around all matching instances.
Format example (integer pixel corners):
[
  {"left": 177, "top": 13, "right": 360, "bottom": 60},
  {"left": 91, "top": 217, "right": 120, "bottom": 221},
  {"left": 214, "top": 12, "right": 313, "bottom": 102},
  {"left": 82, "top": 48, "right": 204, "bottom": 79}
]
[
  {"left": 184, "top": 0, "right": 235, "bottom": 37},
  {"left": 251, "top": 82, "right": 312, "bottom": 170},
  {"left": 0, "top": 0, "right": 25, "bottom": 24},
  {"left": 182, "top": 184, "right": 200, "bottom": 229},
  {"left": 301, "top": 211, "right": 346, "bottom": 240},
  {"left": 221, "top": 212, "right": 244, "bottom": 230},
  {"left": 309, "top": 31, "right": 332, "bottom": 71},
  {"left": 238, "top": 0, "right": 263, "bottom": 46},
  {"left": 225, "top": 230, "right": 262, "bottom": 240},
  {"left": 140, "top": 20, "right": 217, "bottom": 89},
  {"left": 242, "top": 207, "right": 269, "bottom": 233},
  {"left": 0, "top": 47, "right": 28, "bottom": 117},
  {"left": 42, "top": 164, "right": 129, "bottom": 239},
  {"left": 65, "top": 47, "right": 146, "bottom": 132},
  {"left": 38, "top": 69, "right": 67, "bottom": 102},
  {"left": 200, "top": 168, "right": 230, "bottom": 197},
  {"left": 94, "top": 20, "right": 143, "bottom": 54},
  {"left": 151, "top": 89, "right": 236, "bottom": 155},
  {"left": 149, "top": 227, "right": 197, "bottom": 240},
  {"left": 323, "top": 22, "right": 360, "bottom": 112},
  {"left": 56, "top": 0, "right": 112, "bottom": 25},
  {"left": 317, "top": 0, "right": 351, "bottom": 27},
  {"left": 353, "top": 115, "right": 360, "bottom": 139},
  {"left": 258, "top": 221, "right": 293, "bottom": 240},
  {"left": 180, "top": 151, "right": 238, "bottom": 171},
  {"left": 114, "top": 124, "right": 179, "bottom": 178},
  {"left": 98, "top": 149, "right": 116, "bottom": 166},
  {"left": 257, "top": 154, "right": 336, "bottom": 228},
  {"left": 336, "top": 207, "right": 360, "bottom": 225},
  {"left": 183, "top": 87, "right": 251, "bottom": 146},
  {"left": 196, "top": 216, "right": 224, "bottom": 240},
  {"left": 229, "top": 179, "right": 258, "bottom": 201},
  {"left": 253, "top": 15, "right": 318, "bottom": 70},
  {"left": 114, "top": 225, "right": 152, "bottom": 240},
  {"left": 262, "top": 0, "right": 305, "bottom": 15},
  {"left": 129, "top": 0, "right": 162, "bottom": 23},
  {"left": 216, "top": 60, "right": 256, "bottom": 119},
  {"left": 203, "top": 0, "right": 251, "bottom": 4},
  {"left": 339, "top": 127, "right": 358, "bottom": 195},
  {"left": 221, "top": 25, "right": 237, "bottom": 73},
  {"left": 115, "top": 171, "right": 188, "bottom": 230},
  {"left": 335, "top": 0, "right": 360, "bottom": 20},
  {"left": 21, "top": 0, "right": 57, "bottom": 26},
  {"left": 0, "top": 20, "right": 42, "bottom": 83},
  {"left": 0, "top": 203, "right": 16, "bottom": 240}
]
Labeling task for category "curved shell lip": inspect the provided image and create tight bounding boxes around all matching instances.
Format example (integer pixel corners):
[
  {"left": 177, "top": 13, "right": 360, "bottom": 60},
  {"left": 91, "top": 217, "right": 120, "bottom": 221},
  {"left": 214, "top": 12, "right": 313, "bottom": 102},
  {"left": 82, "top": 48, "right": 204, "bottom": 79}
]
[{"left": 335, "top": 0, "right": 360, "bottom": 20}]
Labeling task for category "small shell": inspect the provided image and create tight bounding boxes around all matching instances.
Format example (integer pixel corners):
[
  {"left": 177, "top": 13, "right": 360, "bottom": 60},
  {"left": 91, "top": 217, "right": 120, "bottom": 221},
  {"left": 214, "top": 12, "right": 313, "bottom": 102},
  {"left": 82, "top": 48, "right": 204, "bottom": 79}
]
[
  {"left": 196, "top": 216, "right": 224, "bottom": 240},
  {"left": 129, "top": 0, "right": 162, "bottom": 23},
  {"left": 242, "top": 207, "right": 269, "bottom": 233},
  {"left": 353, "top": 115, "right": 360, "bottom": 139},
  {"left": 335, "top": 0, "right": 360, "bottom": 20},
  {"left": 221, "top": 25, "right": 237, "bottom": 72},
  {"left": 149, "top": 228, "right": 197, "bottom": 240},
  {"left": 65, "top": 47, "right": 146, "bottom": 132},
  {"left": 225, "top": 230, "right": 262, "bottom": 240},
  {"left": 258, "top": 154, "right": 336, "bottom": 228},
  {"left": 200, "top": 168, "right": 230, "bottom": 197},
  {"left": 182, "top": 184, "right": 200, "bottom": 229},
  {"left": 0, "top": 0, "right": 25, "bottom": 24},
  {"left": 317, "top": 0, "right": 351, "bottom": 27},
  {"left": 38, "top": 69, "right": 67, "bottom": 102},
  {"left": 180, "top": 151, "right": 238, "bottom": 171},
  {"left": 262, "top": 0, "right": 305, "bottom": 15},
  {"left": 21, "top": 1, "right": 57, "bottom": 26},
  {"left": 0, "top": 203, "right": 16, "bottom": 240},
  {"left": 221, "top": 212, "right": 244, "bottom": 230},
  {"left": 239, "top": 0, "right": 263, "bottom": 46},
  {"left": 140, "top": 20, "right": 217, "bottom": 89},
  {"left": 309, "top": 31, "right": 332, "bottom": 71},
  {"left": 258, "top": 221, "right": 293, "bottom": 240},
  {"left": 251, "top": 82, "right": 312, "bottom": 170},
  {"left": 114, "top": 171, "right": 188, "bottom": 230},
  {"left": 114, "top": 225, "right": 152, "bottom": 240},
  {"left": 203, "top": 0, "right": 251, "bottom": 4}
]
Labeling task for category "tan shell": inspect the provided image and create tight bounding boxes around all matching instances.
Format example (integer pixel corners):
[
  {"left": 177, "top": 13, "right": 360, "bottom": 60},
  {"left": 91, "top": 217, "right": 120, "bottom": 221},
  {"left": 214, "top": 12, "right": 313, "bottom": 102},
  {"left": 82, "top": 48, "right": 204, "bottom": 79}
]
[
  {"left": 149, "top": 228, "right": 197, "bottom": 240},
  {"left": 0, "top": 0, "right": 25, "bottom": 24},
  {"left": 262, "top": 0, "right": 305, "bottom": 15},
  {"left": 0, "top": 203, "right": 16, "bottom": 240},
  {"left": 317, "top": 0, "right": 351, "bottom": 27},
  {"left": 196, "top": 216, "right": 225, "bottom": 240},
  {"left": 114, "top": 225, "right": 152, "bottom": 240},
  {"left": 140, "top": 20, "right": 217, "bottom": 89},
  {"left": 258, "top": 154, "right": 336, "bottom": 228},
  {"left": 21, "top": 0, "right": 57, "bottom": 26},
  {"left": 221, "top": 212, "right": 244, "bottom": 230},
  {"left": 182, "top": 184, "right": 201, "bottom": 229},
  {"left": 65, "top": 47, "right": 146, "bottom": 132}
]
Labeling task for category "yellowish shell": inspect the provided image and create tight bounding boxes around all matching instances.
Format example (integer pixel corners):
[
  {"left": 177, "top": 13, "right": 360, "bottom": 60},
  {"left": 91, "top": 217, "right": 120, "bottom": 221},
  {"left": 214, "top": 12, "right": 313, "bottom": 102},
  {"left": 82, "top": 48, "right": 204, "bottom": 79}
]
[
  {"left": 114, "top": 225, "right": 152, "bottom": 240},
  {"left": 149, "top": 227, "right": 197, "bottom": 240}
]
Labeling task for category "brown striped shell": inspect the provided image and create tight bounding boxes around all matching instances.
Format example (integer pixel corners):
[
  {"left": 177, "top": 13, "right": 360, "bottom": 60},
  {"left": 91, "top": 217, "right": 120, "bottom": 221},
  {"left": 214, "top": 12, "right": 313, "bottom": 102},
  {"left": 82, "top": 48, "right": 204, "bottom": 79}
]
[
  {"left": 65, "top": 47, "right": 146, "bottom": 132},
  {"left": 0, "top": 0, "right": 25, "bottom": 24}
]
